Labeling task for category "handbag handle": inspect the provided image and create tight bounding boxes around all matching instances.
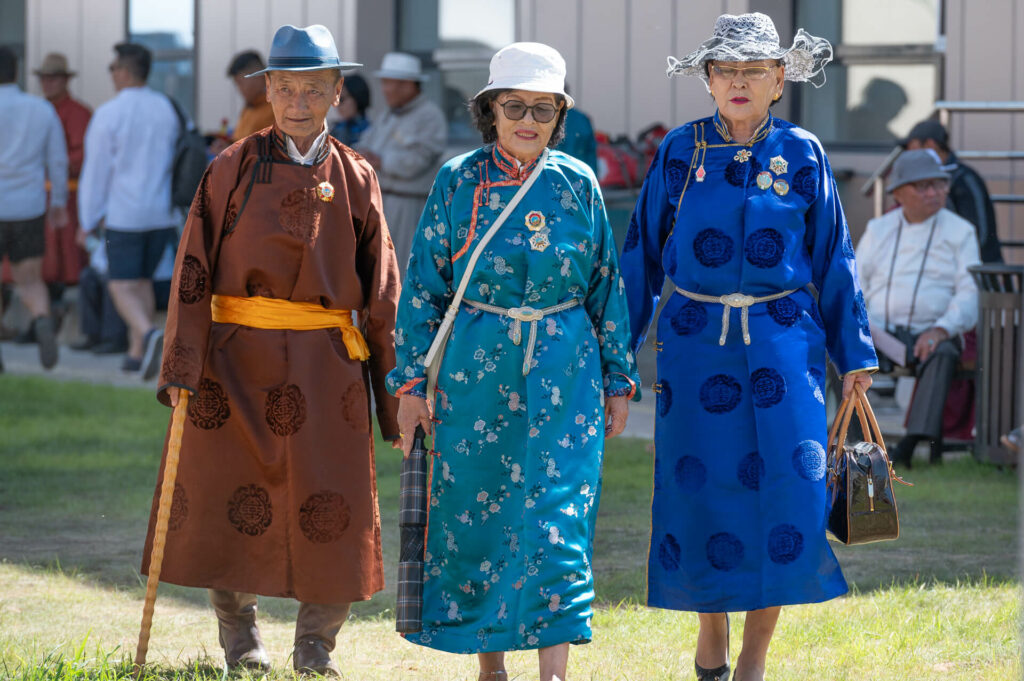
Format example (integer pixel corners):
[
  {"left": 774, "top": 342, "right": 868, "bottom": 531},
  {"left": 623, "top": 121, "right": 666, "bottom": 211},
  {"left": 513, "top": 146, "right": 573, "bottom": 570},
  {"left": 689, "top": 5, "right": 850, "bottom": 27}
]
[{"left": 827, "top": 383, "right": 913, "bottom": 487}]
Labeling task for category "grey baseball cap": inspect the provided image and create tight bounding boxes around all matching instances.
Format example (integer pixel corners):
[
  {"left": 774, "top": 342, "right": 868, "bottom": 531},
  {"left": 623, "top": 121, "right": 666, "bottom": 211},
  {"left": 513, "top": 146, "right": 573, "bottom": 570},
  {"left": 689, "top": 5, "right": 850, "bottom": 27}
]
[{"left": 886, "top": 149, "right": 951, "bottom": 193}]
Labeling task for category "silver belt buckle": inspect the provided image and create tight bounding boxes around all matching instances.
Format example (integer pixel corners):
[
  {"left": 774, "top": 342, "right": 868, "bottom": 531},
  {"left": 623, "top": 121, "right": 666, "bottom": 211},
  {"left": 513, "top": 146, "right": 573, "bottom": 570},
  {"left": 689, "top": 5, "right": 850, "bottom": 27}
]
[
  {"left": 508, "top": 306, "right": 543, "bottom": 322},
  {"left": 721, "top": 293, "right": 755, "bottom": 308}
]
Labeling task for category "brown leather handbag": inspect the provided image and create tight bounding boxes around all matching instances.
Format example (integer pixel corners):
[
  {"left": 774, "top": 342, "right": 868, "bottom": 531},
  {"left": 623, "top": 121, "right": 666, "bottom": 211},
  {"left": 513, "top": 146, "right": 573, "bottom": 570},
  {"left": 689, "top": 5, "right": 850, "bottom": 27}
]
[{"left": 826, "top": 383, "right": 912, "bottom": 545}]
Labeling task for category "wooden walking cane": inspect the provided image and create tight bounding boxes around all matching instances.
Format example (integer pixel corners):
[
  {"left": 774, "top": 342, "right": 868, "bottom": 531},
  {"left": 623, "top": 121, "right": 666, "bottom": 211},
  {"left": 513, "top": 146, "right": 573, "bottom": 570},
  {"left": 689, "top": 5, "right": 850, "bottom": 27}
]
[{"left": 134, "top": 390, "right": 190, "bottom": 673}]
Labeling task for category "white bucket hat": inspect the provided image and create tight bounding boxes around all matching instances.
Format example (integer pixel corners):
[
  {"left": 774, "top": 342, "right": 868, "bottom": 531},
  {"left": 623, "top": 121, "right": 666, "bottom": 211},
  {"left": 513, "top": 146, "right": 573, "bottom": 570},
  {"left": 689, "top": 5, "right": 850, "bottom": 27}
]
[
  {"left": 374, "top": 52, "right": 428, "bottom": 81},
  {"left": 475, "top": 42, "right": 574, "bottom": 109}
]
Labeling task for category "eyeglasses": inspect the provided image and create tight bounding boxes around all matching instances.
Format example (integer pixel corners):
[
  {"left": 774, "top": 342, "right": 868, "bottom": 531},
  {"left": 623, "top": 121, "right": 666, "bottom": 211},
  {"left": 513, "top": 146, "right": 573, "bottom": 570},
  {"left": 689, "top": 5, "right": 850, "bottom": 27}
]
[
  {"left": 496, "top": 99, "right": 559, "bottom": 123},
  {"left": 710, "top": 64, "right": 777, "bottom": 81},
  {"left": 907, "top": 178, "right": 948, "bottom": 193}
]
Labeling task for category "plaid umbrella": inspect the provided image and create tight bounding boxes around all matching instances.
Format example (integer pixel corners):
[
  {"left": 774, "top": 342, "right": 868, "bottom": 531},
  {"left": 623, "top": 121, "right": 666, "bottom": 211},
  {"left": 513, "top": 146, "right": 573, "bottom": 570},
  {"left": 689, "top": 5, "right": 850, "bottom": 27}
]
[{"left": 396, "top": 426, "right": 428, "bottom": 633}]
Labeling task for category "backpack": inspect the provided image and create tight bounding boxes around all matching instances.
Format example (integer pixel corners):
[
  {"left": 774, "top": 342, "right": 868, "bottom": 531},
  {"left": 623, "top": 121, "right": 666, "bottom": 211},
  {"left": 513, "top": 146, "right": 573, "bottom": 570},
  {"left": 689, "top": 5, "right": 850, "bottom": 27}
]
[
  {"left": 166, "top": 96, "right": 209, "bottom": 209},
  {"left": 595, "top": 132, "right": 642, "bottom": 189}
]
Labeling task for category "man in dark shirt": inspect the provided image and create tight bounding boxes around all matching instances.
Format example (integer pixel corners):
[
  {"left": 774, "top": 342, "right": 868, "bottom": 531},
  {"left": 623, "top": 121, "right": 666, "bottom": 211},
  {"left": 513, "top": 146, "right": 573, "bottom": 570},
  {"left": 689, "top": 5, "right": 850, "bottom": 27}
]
[{"left": 902, "top": 119, "right": 1002, "bottom": 263}]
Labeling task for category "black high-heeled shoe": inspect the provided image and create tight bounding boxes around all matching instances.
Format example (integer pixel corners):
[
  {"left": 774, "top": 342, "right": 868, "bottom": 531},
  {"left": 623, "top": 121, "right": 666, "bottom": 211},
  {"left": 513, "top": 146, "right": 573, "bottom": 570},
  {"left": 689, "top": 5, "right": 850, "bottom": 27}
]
[{"left": 695, "top": 613, "right": 730, "bottom": 681}]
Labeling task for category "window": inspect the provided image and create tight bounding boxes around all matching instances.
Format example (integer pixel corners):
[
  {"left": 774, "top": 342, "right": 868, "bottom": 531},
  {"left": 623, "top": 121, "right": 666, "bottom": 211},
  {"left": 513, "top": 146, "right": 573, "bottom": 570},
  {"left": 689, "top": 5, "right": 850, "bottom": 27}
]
[
  {"left": 397, "top": 0, "right": 516, "bottom": 143},
  {"left": 0, "top": 0, "right": 26, "bottom": 88},
  {"left": 127, "top": 0, "right": 196, "bottom": 119},
  {"left": 794, "top": 0, "right": 942, "bottom": 148}
]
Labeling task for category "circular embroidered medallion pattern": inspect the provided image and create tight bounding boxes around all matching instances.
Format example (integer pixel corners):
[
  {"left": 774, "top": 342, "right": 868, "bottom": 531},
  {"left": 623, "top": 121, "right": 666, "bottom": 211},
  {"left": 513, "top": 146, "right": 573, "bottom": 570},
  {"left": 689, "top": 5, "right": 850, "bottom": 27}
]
[
  {"left": 670, "top": 299, "right": 708, "bottom": 336},
  {"left": 188, "top": 378, "right": 231, "bottom": 430},
  {"left": 693, "top": 228, "right": 735, "bottom": 268},
  {"left": 665, "top": 158, "right": 689, "bottom": 197},
  {"left": 807, "top": 368, "right": 826, "bottom": 405},
  {"left": 744, "top": 228, "right": 785, "bottom": 268},
  {"left": 160, "top": 338, "right": 198, "bottom": 385},
  {"left": 852, "top": 291, "right": 870, "bottom": 334},
  {"left": 299, "top": 490, "right": 352, "bottom": 543},
  {"left": 658, "top": 379, "right": 673, "bottom": 417},
  {"left": 706, "top": 532, "right": 744, "bottom": 571},
  {"left": 279, "top": 188, "right": 322, "bottom": 242},
  {"left": 792, "top": 439, "right": 826, "bottom": 481},
  {"left": 265, "top": 384, "right": 307, "bottom": 436},
  {"left": 663, "top": 236, "right": 679, "bottom": 275},
  {"left": 673, "top": 455, "right": 707, "bottom": 493},
  {"left": 699, "top": 374, "right": 742, "bottom": 414},
  {"left": 168, "top": 482, "right": 188, "bottom": 531},
  {"left": 750, "top": 367, "right": 786, "bottom": 408},
  {"left": 792, "top": 165, "right": 819, "bottom": 204},
  {"left": 767, "top": 297, "right": 800, "bottom": 327},
  {"left": 768, "top": 523, "right": 805, "bottom": 564},
  {"left": 190, "top": 173, "right": 210, "bottom": 219},
  {"left": 341, "top": 382, "right": 370, "bottom": 433},
  {"left": 227, "top": 484, "right": 273, "bottom": 536},
  {"left": 841, "top": 231, "right": 855, "bottom": 259},
  {"left": 177, "top": 255, "right": 209, "bottom": 304},
  {"left": 658, "top": 533, "right": 682, "bottom": 572},
  {"left": 737, "top": 451, "right": 766, "bottom": 491}
]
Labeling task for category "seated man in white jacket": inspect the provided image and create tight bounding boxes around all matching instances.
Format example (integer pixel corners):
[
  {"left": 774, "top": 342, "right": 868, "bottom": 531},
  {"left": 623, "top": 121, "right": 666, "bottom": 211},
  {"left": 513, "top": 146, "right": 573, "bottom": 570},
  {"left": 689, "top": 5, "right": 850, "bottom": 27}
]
[{"left": 856, "top": 149, "right": 981, "bottom": 467}]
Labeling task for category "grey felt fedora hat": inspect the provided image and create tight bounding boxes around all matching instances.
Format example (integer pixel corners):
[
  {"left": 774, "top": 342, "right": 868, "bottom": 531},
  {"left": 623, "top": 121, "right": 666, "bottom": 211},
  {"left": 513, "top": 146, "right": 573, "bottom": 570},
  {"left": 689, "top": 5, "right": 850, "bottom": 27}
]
[
  {"left": 886, "top": 149, "right": 951, "bottom": 192},
  {"left": 247, "top": 24, "right": 360, "bottom": 77}
]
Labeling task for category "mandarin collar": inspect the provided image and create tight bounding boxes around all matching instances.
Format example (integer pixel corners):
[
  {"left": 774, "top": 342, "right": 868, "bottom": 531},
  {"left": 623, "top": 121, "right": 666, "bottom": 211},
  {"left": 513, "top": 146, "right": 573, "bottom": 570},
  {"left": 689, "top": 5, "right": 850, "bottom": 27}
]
[
  {"left": 492, "top": 143, "right": 540, "bottom": 180},
  {"left": 712, "top": 109, "right": 773, "bottom": 146}
]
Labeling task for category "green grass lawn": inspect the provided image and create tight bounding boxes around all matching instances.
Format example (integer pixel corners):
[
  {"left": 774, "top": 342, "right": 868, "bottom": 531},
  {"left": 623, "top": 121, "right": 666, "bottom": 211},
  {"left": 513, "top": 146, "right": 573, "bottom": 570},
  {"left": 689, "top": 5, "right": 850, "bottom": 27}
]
[{"left": 0, "top": 376, "right": 1019, "bottom": 680}]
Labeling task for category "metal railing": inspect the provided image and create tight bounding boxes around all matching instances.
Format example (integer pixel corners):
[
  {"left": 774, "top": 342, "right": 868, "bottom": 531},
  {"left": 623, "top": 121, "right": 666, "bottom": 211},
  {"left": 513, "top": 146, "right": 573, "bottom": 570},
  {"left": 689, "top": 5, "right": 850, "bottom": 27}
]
[{"left": 861, "top": 101, "right": 1024, "bottom": 248}]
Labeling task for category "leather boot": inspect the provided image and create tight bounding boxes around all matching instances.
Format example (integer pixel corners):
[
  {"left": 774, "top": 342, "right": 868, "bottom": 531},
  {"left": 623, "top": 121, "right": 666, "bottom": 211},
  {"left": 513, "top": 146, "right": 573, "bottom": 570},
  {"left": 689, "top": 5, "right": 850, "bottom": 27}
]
[
  {"left": 208, "top": 589, "right": 271, "bottom": 672},
  {"left": 293, "top": 602, "right": 351, "bottom": 677}
]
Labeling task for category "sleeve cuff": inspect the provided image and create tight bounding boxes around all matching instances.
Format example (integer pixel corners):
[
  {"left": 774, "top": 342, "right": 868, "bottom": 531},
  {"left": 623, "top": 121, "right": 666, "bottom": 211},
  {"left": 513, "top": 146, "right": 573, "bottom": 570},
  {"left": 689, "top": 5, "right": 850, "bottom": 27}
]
[
  {"left": 604, "top": 372, "right": 640, "bottom": 401},
  {"left": 396, "top": 377, "right": 427, "bottom": 398}
]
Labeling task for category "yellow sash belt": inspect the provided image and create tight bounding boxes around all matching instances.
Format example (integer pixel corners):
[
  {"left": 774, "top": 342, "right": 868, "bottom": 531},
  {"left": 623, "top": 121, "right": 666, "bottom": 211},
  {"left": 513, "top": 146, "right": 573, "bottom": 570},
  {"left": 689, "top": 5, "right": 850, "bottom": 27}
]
[{"left": 210, "top": 294, "right": 370, "bottom": 361}]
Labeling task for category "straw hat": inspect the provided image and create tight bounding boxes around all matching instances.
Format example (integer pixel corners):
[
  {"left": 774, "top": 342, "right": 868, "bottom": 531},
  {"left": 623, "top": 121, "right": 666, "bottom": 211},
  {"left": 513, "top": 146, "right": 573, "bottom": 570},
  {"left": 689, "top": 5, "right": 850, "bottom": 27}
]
[
  {"left": 475, "top": 42, "right": 574, "bottom": 109},
  {"left": 33, "top": 53, "right": 76, "bottom": 77}
]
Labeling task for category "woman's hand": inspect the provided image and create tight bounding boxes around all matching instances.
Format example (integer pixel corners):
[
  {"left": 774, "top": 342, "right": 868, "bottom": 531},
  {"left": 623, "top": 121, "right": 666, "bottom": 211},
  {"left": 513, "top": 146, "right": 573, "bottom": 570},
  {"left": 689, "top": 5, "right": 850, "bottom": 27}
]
[
  {"left": 841, "top": 371, "right": 873, "bottom": 401},
  {"left": 396, "top": 394, "right": 433, "bottom": 457},
  {"left": 604, "top": 395, "right": 629, "bottom": 438},
  {"left": 167, "top": 386, "right": 180, "bottom": 407}
]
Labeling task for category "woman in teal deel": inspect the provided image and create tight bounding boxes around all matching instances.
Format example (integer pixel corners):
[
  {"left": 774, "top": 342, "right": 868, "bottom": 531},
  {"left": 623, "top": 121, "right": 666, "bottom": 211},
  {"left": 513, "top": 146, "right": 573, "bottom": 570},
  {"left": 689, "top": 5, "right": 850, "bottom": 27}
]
[{"left": 388, "top": 42, "right": 639, "bottom": 681}]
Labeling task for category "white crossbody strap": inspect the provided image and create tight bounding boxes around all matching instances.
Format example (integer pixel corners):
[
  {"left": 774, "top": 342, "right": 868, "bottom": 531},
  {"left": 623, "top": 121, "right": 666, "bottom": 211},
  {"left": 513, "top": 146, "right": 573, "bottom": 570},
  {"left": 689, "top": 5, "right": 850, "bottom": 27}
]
[{"left": 423, "top": 149, "right": 548, "bottom": 370}]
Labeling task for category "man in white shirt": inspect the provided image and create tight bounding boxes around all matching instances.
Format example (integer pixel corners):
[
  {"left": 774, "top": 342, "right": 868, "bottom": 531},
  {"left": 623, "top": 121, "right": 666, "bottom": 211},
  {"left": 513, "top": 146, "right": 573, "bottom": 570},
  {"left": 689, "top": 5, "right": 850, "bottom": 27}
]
[
  {"left": 355, "top": 53, "right": 447, "bottom": 275},
  {"left": 0, "top": 46, "right": 69, "bottom": 371},
  {"left": 78, "top": 42, "right": 180, "bottom": 379},
  {"left": 856, "top": 149, "right": 981, "bottom": 466}
]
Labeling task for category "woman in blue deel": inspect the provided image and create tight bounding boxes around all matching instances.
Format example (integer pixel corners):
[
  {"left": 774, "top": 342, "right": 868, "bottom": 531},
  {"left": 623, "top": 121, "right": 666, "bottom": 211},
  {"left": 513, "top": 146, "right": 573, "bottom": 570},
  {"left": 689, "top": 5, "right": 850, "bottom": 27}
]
[
  {"left": 389, "top": 42, "right": 639, "bottom": 681},
  {"left": 621, "top": 13, "right": 877, "bottom": 681}
]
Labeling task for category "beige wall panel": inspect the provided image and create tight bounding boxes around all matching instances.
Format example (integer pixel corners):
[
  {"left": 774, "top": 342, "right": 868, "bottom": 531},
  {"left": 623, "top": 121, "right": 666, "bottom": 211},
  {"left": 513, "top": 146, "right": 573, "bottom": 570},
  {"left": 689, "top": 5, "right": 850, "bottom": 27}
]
[
  {"left": 627, "top": 0, "right": 674, "bottom": 138},
  {"left": 673, "top": 2, "right": 729, "bottom": 130},
  {"left": 944, "top": 0, "right": 965, "bottom": 102},
  {"left": 579, "top": 0, "right": 628, "bottom": 135},
  {"left": 523, "top": 1, "right": 579, "bottom": 95},
  {"left": 233, "top": 0, "right": 271, "bottom": 52},
  {"left": 196, "top": 0, "right": 236, "bottom": 131},
  {"left": 355, "top": 0, "right": 395, "bottom": 123},
  {"left": 26, "top": 0, "right": 122, "bottom": 110},
  {"left": 269, "top": 0, "right": 306, "bottom": 43},
  {"left": 957, "top": 0, "right": 1014, "bottom": 158}
]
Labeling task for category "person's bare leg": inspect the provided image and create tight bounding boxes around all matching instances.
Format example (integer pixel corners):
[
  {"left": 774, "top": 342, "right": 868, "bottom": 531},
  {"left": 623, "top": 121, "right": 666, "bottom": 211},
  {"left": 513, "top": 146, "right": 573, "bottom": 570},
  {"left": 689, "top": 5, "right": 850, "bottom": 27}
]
[
  {"left": 477, "top": 651, "right": 506, "bottom": 680},
  {"left": 538, "top": 642, "right": 569, "bottom": 681},
  {"left": 108, "top": 279, "right": 155, "bottom": 358},
  {"left": 10, "top": 257, "right": 50, "bottom": 318},
  {"left": 696, "top": 612, "right": 729, "bottom": 669},
  {"left": 733, "top": 606, "right": 781, "bottom": 681}
]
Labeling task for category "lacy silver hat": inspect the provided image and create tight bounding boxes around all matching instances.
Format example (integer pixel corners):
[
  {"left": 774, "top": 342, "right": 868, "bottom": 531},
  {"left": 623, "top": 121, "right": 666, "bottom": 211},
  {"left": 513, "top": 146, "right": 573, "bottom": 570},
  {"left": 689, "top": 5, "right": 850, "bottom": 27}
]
[{"left": 667, "top": 13, "right": 833, "bottom": 89}]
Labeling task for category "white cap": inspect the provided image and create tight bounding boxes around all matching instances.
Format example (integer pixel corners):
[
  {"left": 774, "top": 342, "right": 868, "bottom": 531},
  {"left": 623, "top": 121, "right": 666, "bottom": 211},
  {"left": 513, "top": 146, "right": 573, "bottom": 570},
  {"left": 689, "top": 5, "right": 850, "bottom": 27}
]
[
  {"left": 475, "top": 42, "right": 574, "bottom": 108},
  {"left": 374, "top": 52, "right": 428, "bottom": 81}
]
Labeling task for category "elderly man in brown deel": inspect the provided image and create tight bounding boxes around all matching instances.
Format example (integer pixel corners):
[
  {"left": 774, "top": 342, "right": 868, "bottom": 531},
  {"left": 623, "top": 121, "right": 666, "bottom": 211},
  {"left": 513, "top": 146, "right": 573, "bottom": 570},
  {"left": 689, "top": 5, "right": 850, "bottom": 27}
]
[{"left": 140, "top": 24, "right": 400, "bottom": 676}]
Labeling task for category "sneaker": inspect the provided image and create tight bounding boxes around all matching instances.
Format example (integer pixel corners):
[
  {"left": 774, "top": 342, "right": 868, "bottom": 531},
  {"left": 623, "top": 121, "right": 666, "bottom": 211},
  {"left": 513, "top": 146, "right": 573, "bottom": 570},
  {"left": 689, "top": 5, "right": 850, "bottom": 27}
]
[
  {"left": 140, "top": 327, "right": 164, "bottom": 381},
  {"left": 34, "top": 316, "right": 58, "bottom": 369},
  {"left": 13, "top": 325, "right": 36, "bottom": 344}
]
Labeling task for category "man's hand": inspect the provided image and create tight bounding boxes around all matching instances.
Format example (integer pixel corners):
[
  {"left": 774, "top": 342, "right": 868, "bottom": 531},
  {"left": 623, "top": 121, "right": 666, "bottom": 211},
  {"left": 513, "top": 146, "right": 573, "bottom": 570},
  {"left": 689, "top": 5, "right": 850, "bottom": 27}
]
[
  {"left": 913, "top": 326, "right": 949, "bottom": 363},
  {"left": 167, "top": 386, "right": 180, "bottom": 407},
  {"left": 605, "top": 395, "right": 629, "bottom": 438},
  {"left": 396, "top": 395, "right": 432, "bottom": 457},
  {"left": 48, "top": 205, "right": 68, "bottom": 229},
  {"left": 842, "top": 371, "right": 873, "bottom": 401}
]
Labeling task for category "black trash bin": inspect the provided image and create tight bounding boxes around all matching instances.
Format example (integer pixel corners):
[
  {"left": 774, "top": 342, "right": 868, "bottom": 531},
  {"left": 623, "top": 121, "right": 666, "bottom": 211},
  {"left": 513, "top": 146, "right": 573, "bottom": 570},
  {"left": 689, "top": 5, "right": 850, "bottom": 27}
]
[{"left": 969, "top": 264, "right": 1024, "bottom": 465}]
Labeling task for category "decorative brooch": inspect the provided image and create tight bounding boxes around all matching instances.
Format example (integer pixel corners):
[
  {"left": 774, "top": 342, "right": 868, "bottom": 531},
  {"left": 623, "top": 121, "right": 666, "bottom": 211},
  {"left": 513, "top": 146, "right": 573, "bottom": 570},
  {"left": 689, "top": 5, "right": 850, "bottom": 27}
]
[
  {"left": 734, "top": 149, "right": 752, "bottom": 163},
  {"left": 769, "top": 155, "right": 788, "bottom": 175},
  {"left": 773, "top": 179, "right": 790, "bottom": 196},
  {"left": 525, "top": 210, "right": 546, "bottom": 231},
  {"left": 316, "top": 181, "right": 335, "bottom": 203},
  {"left": 529, "top": 230, "right": 551, "bottom": 252},
  {"left": 756, "top": 171, "right": 774, "bottom": 191},
  {"left": 695, "top": 164, "right": 707, "bottom": 182}
]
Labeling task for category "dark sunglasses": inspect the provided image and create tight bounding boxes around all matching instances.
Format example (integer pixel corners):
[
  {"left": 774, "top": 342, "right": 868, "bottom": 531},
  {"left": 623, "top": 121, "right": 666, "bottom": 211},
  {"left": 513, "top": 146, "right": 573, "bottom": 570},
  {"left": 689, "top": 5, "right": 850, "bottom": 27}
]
[{"left": 496, "top": 99, "right": 559, "bottom": 123}]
